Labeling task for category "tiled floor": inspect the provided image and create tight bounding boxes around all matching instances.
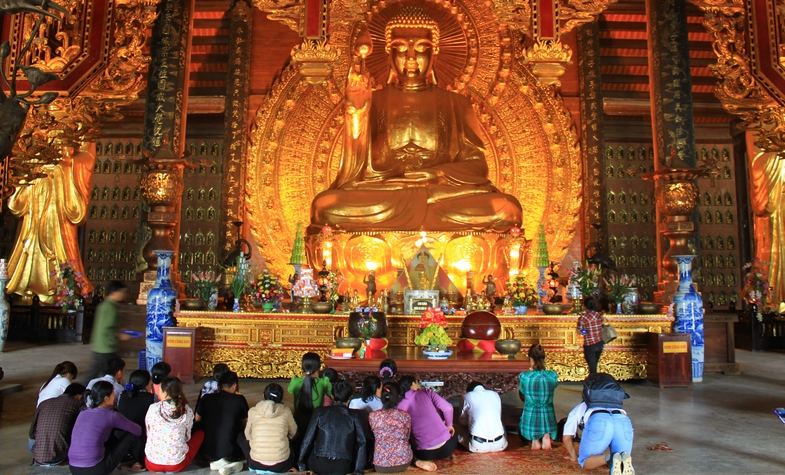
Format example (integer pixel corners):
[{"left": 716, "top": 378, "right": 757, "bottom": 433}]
[{"left": 1, "top": 339, "right": 784, "bottom": 474}]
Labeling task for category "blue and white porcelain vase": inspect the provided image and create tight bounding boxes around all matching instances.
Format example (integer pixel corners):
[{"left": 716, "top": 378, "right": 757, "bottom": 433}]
[
  {"left": 672, "top": 255, "right": 705, "bottom": 382},
  {"left": 146, "top": 251, "right": 177, "bottom": 370},
  {"left": 0, "top": 259, "right": 9, "bottom": 352}
]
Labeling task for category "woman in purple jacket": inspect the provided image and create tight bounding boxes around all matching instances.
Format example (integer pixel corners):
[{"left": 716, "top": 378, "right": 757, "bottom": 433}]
[
  {"left": 396, "top": 376, "right": 456, "bottom": 471},
  {"left": 68, "top": 381, "right": 142, "bottom": 475}
]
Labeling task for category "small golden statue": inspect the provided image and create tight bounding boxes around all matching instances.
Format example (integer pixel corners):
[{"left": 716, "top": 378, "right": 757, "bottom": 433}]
[{"left": 310, "top": 6, "right": 522, "bottom": 233}]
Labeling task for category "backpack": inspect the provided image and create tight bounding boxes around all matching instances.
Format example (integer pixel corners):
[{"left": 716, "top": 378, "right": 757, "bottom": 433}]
[{"left": 583, "top": 373, "right": 629, "bottom": 409}]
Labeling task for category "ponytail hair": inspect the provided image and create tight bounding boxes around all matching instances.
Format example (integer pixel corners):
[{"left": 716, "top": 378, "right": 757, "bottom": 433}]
[
  {"left": 528, "top": 343, "right": 546, "bottom": 371},
  {"left": 87, "top": 380, "right": 115, "bottom": 408},
  {"left": 122, "top": 370, "right": 151, "bottom": 399},
  {"left": 264, "top": 383, "right": 284, "bottom": 404},
  {"left": 42, "top": 361, "right": 77, "bottom": 392},
  {"left": 381, "top": 381, "right": 403, "bottom": 409},
  {"left": 361, "top": 375, "right": 381, "bottom": 403},
  {"left": 161, "top": 377, "right": 188, "bottom": 419},
  {"left": 151, "top": 361, "right": 171, "bottom": 385},
  {"left": 297, "top": 352, "right": 321, "bottom": 412},
  {"left": 378, "top": 359, "right": 397, "bottom": 381}
]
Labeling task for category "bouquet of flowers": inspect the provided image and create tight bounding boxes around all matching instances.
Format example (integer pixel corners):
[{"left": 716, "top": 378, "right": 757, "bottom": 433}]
[
  {"left": 742, "top": 261, "right": 769, "bottom": 321},
  {"left": 324, "top": 271, "right": 344, "bottom": 304},
  {"left": 414, "top": 307, "right": 452, "bottom": 350},
  {"left": 230, "top": 254, "right": 249, "bottom": 300},
  {"left": 570, "top": 263, "right": 601, "bottom": 297},
  {"left": 604, "top": 273, "right": 635, "bottom": 303},
  {"left": 51, "top": 261, "right": 90, "bottom": 312},
  {"left": 506, "top": 275, "right": 538, "bottom": 307},
  {"left": 189, "top": 270, "right": 221, "bottom": 303},
  {"left": 253, "top": 270, "right": 284, "bottom": 305}
]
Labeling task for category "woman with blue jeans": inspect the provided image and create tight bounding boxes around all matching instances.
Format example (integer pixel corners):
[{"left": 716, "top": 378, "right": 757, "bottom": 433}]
[
  {"left": 579, "top": 410, "right": 634, "bottom": 474},
  {"left": 562, "top": 373, "right": 635, "bottom": 475}
]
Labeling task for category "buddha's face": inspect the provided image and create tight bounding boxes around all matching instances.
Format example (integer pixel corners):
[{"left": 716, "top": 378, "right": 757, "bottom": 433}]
[{"left": 389, "top": 27, "right": 435, "bottom": 89}]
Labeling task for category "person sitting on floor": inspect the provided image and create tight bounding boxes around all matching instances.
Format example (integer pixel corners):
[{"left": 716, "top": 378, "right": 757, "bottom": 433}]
[
  {"left": 459, "top": 381, "right": 508, "bottom": 453},
  {"left": 37, "top": 361, "right": 78, "bottom": 407},
  {"left": 563, "top": 373, "right": 635, "bottom": 475},
  {"left": 144, "top": 377, "right": 205, "bottom": 473},
  {"left": 29, "top": 382, "right": 85, "bottom": 466},
  {"left": 349, "top": 375, "right": 383, "bottom": 412},
  {"left": 298, "top": 380, "right": 367, "bottom": 475},
  {"left": 518, "top": 343, "right": 558, "bottom": 450},
  {"left": 288, "top": 352, "right": 332, "bottom": 446},
  {"left": 238, "top": 383, "right": 297, "bottom": 473},
  {"left": 86, "top": 357, "right": 126, "bottom": 406},
  {"left": 397, "top": 376, "right": 457, "bottom": 470},
  {"left": 118, "top": 370, "right": 155, "bottom": 471},
  {"left": 150, "top": 361, "right": 172, "bottom": 402},
  {"left": 369, "top": 380, "right": 436, "bottom": 473},
  {"left": 68, "top": 380, "right": 142, "bottom": 475},
  {"left": 321, "top": 367, "right": 340, "bottom": 406},
  {"left": 196, "top": 370, "right": 249, "bottom": 473},
  {"left": 196, "top": 363, "right": 230, "bottom": 410}
]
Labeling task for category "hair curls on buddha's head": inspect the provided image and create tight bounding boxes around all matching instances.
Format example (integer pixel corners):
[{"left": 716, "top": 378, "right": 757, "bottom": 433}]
[{"left": 384, "top": 6, "right": 440, "bottom": 54}]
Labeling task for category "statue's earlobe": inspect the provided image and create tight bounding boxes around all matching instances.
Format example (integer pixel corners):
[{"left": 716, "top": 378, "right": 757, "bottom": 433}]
[
  {"left": 429, "top": 69, "right": 437, "bottom": 86},
  {"left": 387, "top": 68, "right": 398, "bottom": 85}
]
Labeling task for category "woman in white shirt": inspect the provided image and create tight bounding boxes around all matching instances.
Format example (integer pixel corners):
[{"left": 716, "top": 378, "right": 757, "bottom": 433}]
[
  {"left": 37, "top": 361, "right": 78, "bottom": 407},
  {"left": 144, "top": 377, "right": 204, "bottom": 473},
  {"left": 349, "top": 375, "right": 383, "bottom": 412}
]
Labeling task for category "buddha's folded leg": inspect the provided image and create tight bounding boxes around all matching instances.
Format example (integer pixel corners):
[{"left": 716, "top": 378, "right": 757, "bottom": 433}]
[
  {"left": 310, "top": 188, "right": 430, "bottom": 231},
  {"left": 424, "top": 192, "right": 523, "bottom": 232}
]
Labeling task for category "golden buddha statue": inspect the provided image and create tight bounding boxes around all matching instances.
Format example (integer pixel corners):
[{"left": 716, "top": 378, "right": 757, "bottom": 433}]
[
  {"left": 310, "top": 7, "right": 522, "bottom": 233},
  {"left": 6, "top": 145, "right": 95, "bottom": 302}
]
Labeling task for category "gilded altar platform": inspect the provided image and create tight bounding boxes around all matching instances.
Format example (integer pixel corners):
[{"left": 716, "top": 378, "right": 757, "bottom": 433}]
[{"left": 175, "top": 311, "right": 673, "bottom": 382}]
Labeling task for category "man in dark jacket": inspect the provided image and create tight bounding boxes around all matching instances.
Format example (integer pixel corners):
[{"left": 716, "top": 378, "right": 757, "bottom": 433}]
[
  {"left": 298, "top": 380, "right": 367, "bottom": 475},
  {"left": 29, "top": 383, "right": 85, "bottom": 465}
]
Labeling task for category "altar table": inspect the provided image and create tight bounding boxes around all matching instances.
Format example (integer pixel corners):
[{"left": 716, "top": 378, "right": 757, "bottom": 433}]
[
  {"left": 327, "top": 346, "right": 530, "bottom": 398},
  {"left": 175, "top": 311, "right": 672, "bottom": 381}
]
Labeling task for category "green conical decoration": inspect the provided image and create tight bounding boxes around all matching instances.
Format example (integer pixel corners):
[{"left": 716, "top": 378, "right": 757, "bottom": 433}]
[
  {"left": 289, "top": 223, "right": 307, "bottom": 266},
  {"left": 534, "top": 224, "right": 549, "bottom": 268}
]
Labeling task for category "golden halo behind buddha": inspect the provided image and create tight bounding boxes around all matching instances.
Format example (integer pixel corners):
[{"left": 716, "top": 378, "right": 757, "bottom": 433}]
[{"left": 246, "top": 0, "right": 582, "bottom": 284}]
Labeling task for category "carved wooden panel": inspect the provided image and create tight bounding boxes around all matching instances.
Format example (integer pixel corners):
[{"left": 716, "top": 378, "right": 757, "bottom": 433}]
[
  {"left": 179, "top": 139, "right": 224, "bottom": 285},
  {"left": 603, "top": 143, "right": 658, "bottom": 300},
  {"left": 84, "top": 139, "right": 145, "bottom": 297},
  {"left": 694, "top": 144, "right": 741, "bottom": 310}
]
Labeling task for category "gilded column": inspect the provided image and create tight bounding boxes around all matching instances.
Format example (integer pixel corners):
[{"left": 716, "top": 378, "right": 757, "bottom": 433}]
[
  {"left": 221, "top": 0, "right": 253, "bottom": 254},
  {"left": 138, "top": 0, "right": 195, "bottom": 303},
  {"left": 645, "top": 0, "right": 702, "bottom": 301}
]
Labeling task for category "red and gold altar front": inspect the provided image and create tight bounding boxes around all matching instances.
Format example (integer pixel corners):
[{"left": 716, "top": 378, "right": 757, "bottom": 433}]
[{"left": 175, "top": 310, "right": 672, "bottom": 382}]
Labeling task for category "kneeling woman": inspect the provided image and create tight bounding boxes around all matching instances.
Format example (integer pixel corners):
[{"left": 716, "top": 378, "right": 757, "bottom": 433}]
[
  {"left": 239, "top": 383, "right": 297, "bottom": 473},
  {"left": 298, "top": 380, "right": 367, "bottom": 475},
  {"left": 144, "top": 377, "right": 204, "bottom": 472},
  {"left": 68, "top": 381, "right": 142, "bottom": 474},
  {"left": 397, "top": 376, "right": 455, "bottom": 471}
]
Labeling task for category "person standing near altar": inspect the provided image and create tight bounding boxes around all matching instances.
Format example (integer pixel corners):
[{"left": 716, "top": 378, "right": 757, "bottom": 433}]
[{"left": 578, "top": 296, "right": 605, "bottom": 374}]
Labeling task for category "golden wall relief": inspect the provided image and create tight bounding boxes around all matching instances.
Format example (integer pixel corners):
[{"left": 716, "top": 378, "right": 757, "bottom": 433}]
[{"left": 247, "top": 0, "right": 582, "bottom": 281}]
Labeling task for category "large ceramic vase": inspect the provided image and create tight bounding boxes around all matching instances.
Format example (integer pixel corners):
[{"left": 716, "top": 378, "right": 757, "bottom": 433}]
[
  {"left": 146, "top": 251, "right": 177, "bottom": 370},
  {"left": 0, "top": 259, "right": 9, "bottom": 352},
  {"left": 672, "top": 255, "right": 705, "bottom": 382}
]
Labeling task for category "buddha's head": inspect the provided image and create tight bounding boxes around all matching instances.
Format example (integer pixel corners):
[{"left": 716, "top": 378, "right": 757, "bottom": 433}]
[{"left": 384, "top": 7, "right": 440, "bottom": 89}]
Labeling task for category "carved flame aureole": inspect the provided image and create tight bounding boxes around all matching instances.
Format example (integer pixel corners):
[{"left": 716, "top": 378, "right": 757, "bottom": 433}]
[{"left": 247, "top": 0, "right": 582, "bottom": 279}]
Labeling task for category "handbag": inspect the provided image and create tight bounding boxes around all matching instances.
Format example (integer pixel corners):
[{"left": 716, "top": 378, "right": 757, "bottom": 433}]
[{"left": 601, "top": 323, "right": 618, "bottom": 343}]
